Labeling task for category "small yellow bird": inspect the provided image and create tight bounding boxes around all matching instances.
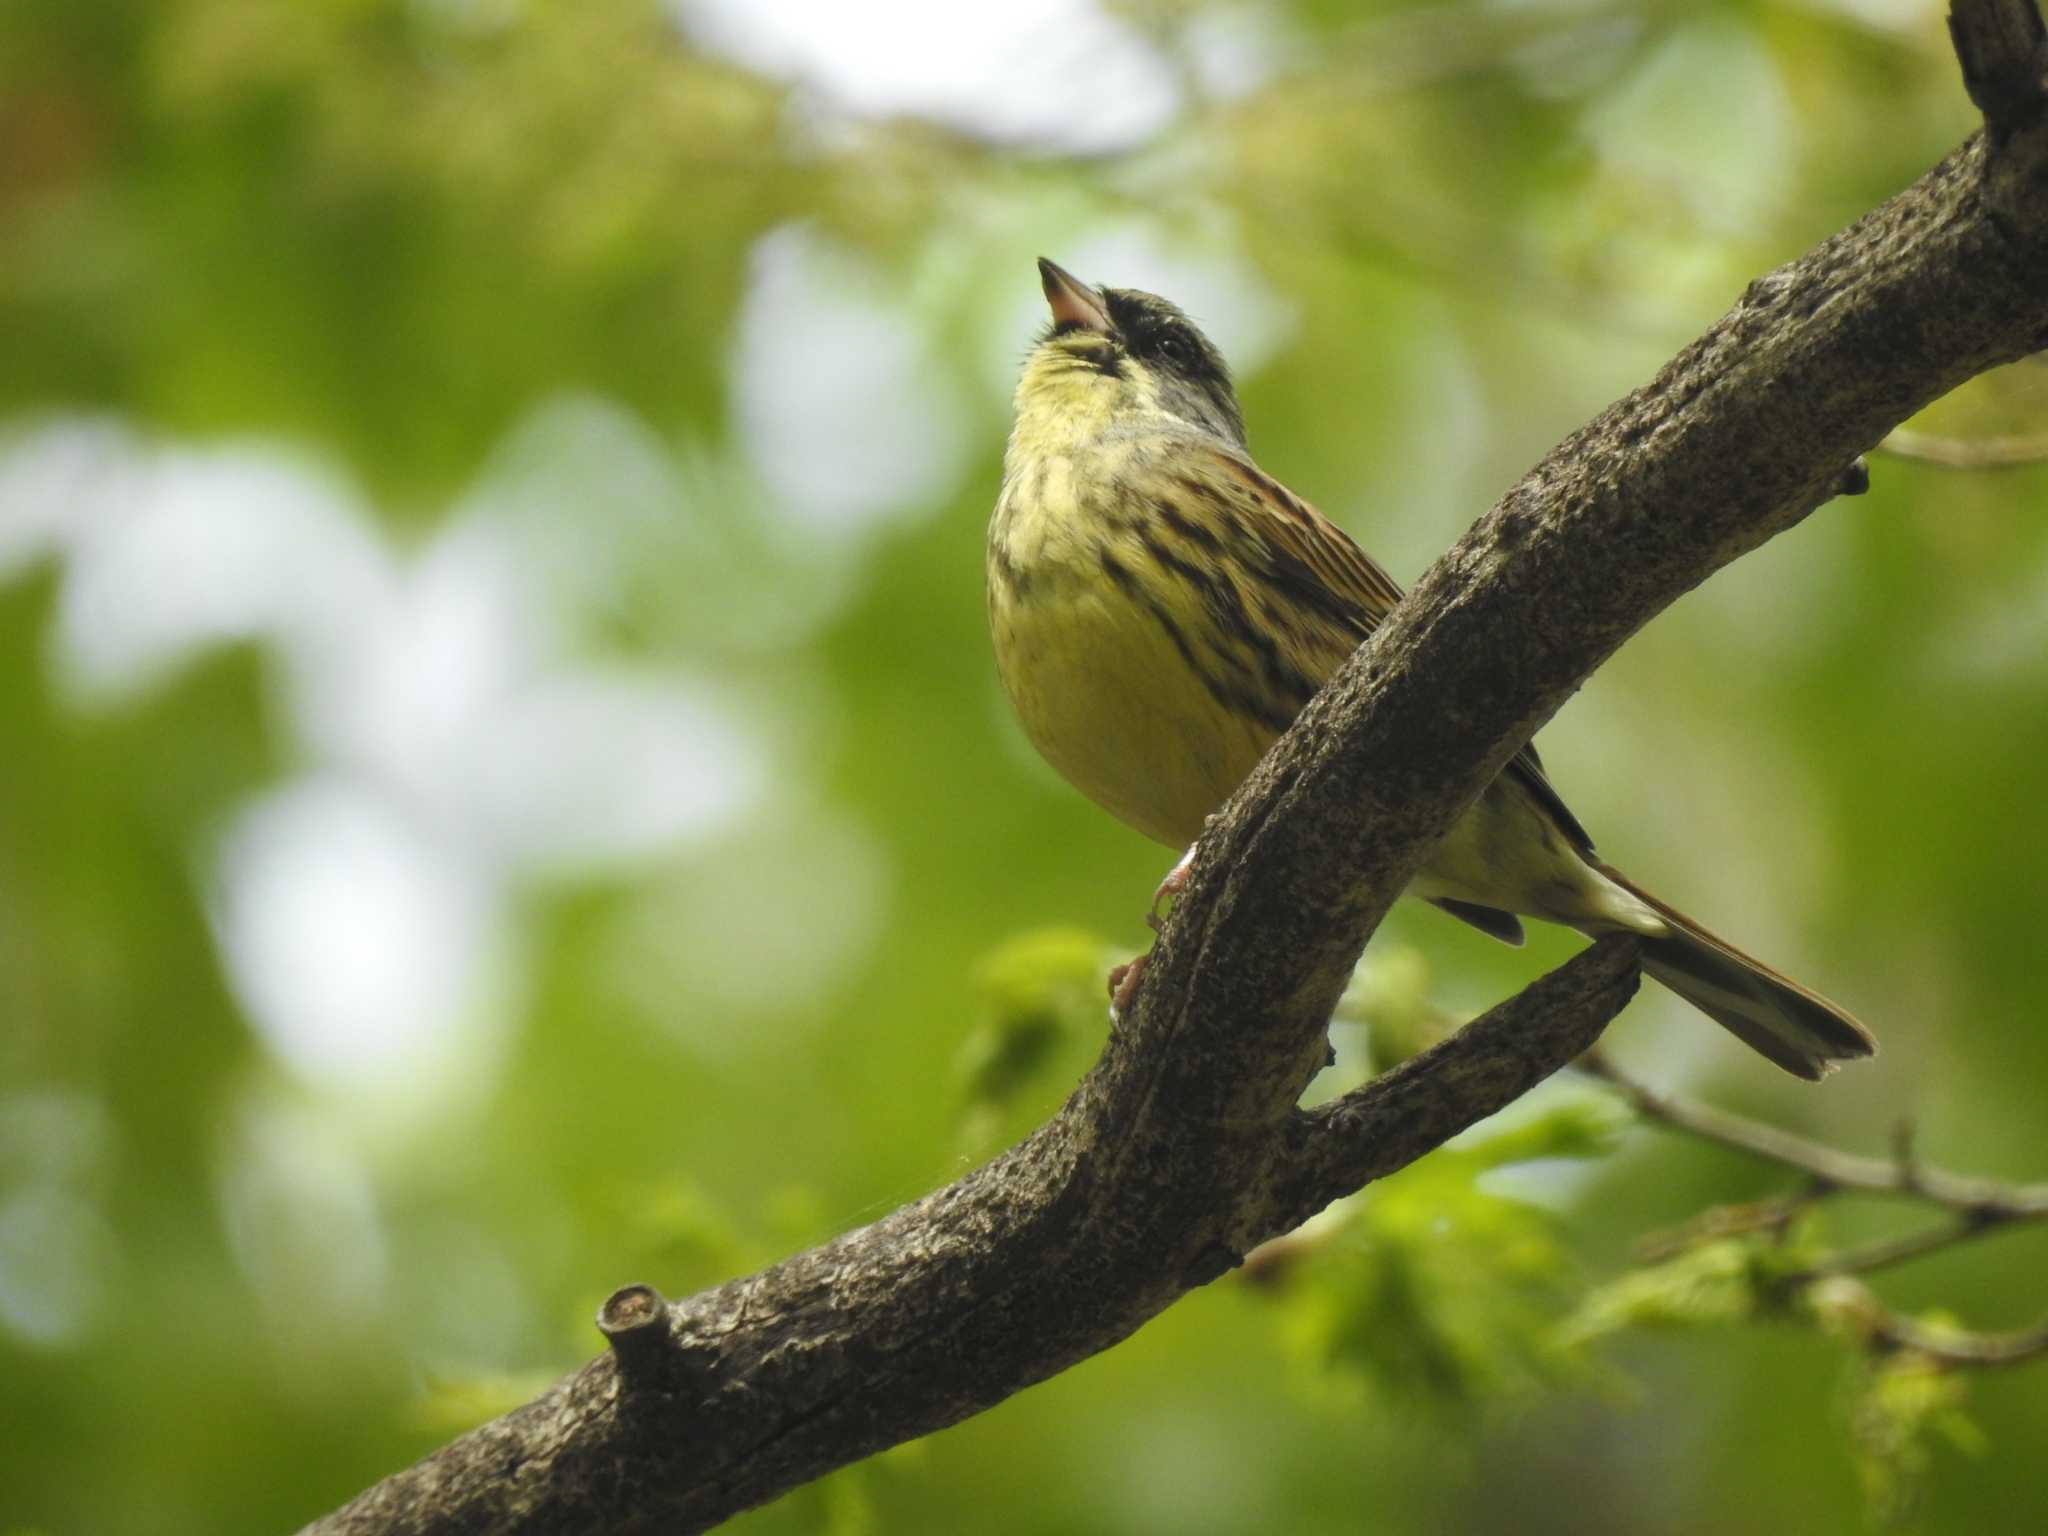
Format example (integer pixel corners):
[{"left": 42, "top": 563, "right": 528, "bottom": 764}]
[{"left": 988, "top": 258, "right": 1875, "bottom": 1079}]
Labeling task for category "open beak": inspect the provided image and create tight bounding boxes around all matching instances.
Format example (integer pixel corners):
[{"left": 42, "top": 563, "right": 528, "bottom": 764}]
[{"left": 1039, "top": 257, "right": 1111, "bottom": 334}]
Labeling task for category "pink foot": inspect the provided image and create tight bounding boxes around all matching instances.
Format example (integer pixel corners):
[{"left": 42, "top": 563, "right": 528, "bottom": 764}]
[
  {"left": 1111, "top": 845, "right": 1202, "bottom": 1020},
  {"left": 1108, "top": 950, "right": 1151, "bottom": 1019},
  {"left": 1146, "top": 844, "right": 1198, "bottom": 933}
]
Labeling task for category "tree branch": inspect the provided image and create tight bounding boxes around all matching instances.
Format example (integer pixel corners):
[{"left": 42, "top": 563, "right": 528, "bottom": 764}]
[
  {"left": 1269, "top": 939, "right": 1642, "bottom": 1232},
  {"left": 1880, "top": 424, "right": 2048, "bottom": 469},
  {"left": 1578, "top": 1049, "right": 2048, "bottom": 1301},
  {"left": 310, "top": 943, "right": 1639, "bottom": 1536},
  {"left": 1815, "top": 1273, "right": 2048, "bottom": 1370},
  {"left": 1578, "top": 1052, "right": 2048, "bottom": 1221},
  {"left": 1949, "top": 0, "right": 2048, "bottom": 132},
  {"left": 305, "top": 5, "right": 2048, "bottom": 1530},
  {"left": 1879, "top": 1313, "right": 2048, "bottom": 1368},
  {"left": 1580, "top": 1051, "right": 2048, "bottom": 1389}
]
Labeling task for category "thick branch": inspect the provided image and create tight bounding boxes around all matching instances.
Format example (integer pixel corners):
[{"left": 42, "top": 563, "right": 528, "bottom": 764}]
[
  {"left": 1949, "top": 0, "right": 2048, "bottom": 131},
  {"left": 309, "top": 946, "right": 1636, "bottom": 1536},
  {"left": 1270, "top": 938, "right": 1641, "bottom": 1230},
  {"left": 308, "top": 7, "right": 2048, "bottom": 1531},
  {"left": 1118, "top": 23, "right": 2048, "bottom": 1146}
]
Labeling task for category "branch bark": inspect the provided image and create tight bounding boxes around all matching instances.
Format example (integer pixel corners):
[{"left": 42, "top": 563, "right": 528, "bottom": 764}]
[{"left": 305, "top": 6, "right": 2048, "bottom": 1531}]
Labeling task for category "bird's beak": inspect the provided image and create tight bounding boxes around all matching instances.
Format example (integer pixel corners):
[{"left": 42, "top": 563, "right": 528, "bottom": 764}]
[{"left": 1039, "top": 257, "right": 1111, "bottom": 334}]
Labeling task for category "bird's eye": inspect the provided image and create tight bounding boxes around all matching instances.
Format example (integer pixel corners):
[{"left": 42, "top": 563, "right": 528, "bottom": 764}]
[{"left": 1155, "top": 333, "right": 1192, "bottom": 365}]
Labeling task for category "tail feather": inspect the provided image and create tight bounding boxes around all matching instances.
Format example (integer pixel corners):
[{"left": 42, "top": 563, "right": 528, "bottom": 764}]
[{"left": 1588, "top": 862, "right": 1876, "bottom": 1081}]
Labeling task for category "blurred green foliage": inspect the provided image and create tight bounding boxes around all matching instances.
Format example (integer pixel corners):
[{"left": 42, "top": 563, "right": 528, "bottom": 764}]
[
  {"left": 1274, "top": 1093, "right": 1625, "bottom": 1416},
  {"left": 1849, "top": 1351, "right": 1988, "bottom": 1525},
  {"left": 4, "top": 0, "right": 2048, "bottom": 1532}
]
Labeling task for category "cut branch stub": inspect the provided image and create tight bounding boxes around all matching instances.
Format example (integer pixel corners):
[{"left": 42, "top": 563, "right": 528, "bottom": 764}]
[{"left": 597, "top": 1283, "right": 672, "bottom": 1383}]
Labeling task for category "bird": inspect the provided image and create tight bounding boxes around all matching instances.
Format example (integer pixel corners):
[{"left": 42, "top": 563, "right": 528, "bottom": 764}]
[{"left": 986, "top": 257, "right": 1876, "bottom": 1080}]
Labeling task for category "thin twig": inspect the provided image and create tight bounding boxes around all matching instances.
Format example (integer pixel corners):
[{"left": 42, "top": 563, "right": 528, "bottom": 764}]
[
  {"left": 1818, "top": 1272, "right": 2048, "bottom": 1368},
  {"left": 1806, "top": 1216, "right": 1996, "bottom": 1280},
  {"left": 1585, "top": 1051, "right": 2048, "bottom": 1373},
  {"left": 1878, "top": 427, "right": 2048, "bottom": 469},
  {"left": 1882, "top": 1314, "right": 2048, "bottom": 1368},
  {"left": 1577, "top": 1051, "right": 2048, "bottom": 1221},
  {"left": 1632, "top": 1192, "right": 1822, "bottom": 1263}
]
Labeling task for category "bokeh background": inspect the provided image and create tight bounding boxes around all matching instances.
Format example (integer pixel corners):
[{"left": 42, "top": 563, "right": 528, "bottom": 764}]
[{"left": 5, "top": 0, "right": 2047, "bottom": 1531}]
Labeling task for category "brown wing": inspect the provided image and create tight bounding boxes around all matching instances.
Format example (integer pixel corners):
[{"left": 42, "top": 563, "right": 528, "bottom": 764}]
[{"left": 1196, "top": 439, "right": 1597, "bottom": 861}]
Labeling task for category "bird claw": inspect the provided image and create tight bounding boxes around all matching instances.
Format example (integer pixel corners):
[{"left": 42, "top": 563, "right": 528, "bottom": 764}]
[
  {"left": 1116, "top": 845, "right": 1203, "bottom": 1017},
  {"left": 1108, "top": 951, "right": 1151, "bottom": 1020},
  {"left": 1146, "top": 845, "right": 1198, "bottom": 933}
]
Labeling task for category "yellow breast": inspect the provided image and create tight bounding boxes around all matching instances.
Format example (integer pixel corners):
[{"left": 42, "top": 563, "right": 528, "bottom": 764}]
[{"left": 989, "top": 445, "right": 1278, "bottom": 849}]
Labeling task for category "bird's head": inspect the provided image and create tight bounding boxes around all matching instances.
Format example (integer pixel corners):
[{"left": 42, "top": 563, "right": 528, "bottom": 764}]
[{"left": 1015, "top": 258, "right": 1247, "bottom": 450}]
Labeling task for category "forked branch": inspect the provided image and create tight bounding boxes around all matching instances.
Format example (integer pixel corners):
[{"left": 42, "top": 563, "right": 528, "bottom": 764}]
[{"left": 305, "top": 6, "right": 2048, "bottom": 1531}]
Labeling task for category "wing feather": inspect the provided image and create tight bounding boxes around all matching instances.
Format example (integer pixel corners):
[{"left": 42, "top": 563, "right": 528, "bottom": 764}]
[{"left": 1191, "top": 438, "right": 1596, "bottom": 856}]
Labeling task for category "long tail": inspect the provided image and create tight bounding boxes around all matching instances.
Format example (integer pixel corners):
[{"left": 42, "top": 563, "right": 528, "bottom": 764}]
[{"left": 1586, "top": 862, "right": 1876, "bottom": 1080}]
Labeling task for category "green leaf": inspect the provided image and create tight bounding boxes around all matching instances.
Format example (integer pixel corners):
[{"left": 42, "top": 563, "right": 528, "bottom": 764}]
[
  {"left": 1276, "top": 1155, "right": 1593, "bottom": 1418},
  {"left": 1561, "top": 1238, "right": 1764, "bottom": 1344},
  {"left": 1459, "top": 1091, "right": 1634, "bottom": 1168},
  {"left": 1848, "top": 1351, "right": 1984, "bottom": 1526},
  {"left": 1340, "top": 945, "right": 1462, "bottom": 1069},
  {"left": 954, "top": 928, "right": 1114, "bottom": 1136}
]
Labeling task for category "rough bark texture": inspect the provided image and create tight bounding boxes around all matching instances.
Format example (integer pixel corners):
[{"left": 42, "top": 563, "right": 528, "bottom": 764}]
[{"left": 306, "top": 8, "right": 2048, "bottom": 1532}]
